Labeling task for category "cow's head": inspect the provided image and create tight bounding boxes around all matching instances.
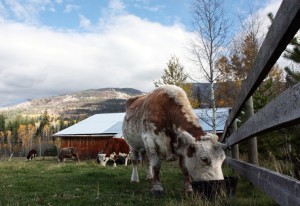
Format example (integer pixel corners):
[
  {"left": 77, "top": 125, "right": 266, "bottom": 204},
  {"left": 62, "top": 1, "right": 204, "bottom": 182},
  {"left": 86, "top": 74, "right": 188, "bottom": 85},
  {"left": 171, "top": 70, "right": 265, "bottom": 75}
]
[
  {"left": 97, "top": 153, "right": 108, "bottom": 166},
  {"left": 177, "top": 131, "right": 226, "bottom": 181}
]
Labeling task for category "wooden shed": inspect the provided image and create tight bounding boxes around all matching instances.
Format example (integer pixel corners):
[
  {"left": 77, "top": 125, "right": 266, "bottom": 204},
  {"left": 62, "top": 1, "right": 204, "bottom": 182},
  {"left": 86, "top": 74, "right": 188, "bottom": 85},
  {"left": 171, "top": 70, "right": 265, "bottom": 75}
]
[
  {"left": 53, "top": 108, "right": 229, "bottom": 159},
  {"left": 53, "top": 113, "right": 124, "bottom": 159}
]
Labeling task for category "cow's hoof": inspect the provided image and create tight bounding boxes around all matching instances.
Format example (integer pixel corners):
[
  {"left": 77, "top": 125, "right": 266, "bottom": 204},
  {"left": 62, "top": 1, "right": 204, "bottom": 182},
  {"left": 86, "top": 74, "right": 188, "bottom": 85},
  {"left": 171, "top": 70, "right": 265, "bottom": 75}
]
[
  {"left": 185, "top": 184, "right": 194, "bottom": 195},
  {"left": 185, "top": 189, "right": 194, "bottom": 197},
  {"left": 151, "top": 189, "right": 165, "bottom": 197},
  {"left": 130, "top": 180, "right": 139, "bottom": 183}
]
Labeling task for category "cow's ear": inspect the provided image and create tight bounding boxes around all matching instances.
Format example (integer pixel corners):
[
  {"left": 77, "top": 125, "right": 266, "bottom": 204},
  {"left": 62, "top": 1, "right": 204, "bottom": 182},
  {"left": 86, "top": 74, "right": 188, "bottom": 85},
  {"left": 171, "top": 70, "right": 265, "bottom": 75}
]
[
  {"left": 176, "top": 129, "right": 194, "bottom": 144},
  {"left": 176, "top": 130, "right": 195, "bottom": 155}
]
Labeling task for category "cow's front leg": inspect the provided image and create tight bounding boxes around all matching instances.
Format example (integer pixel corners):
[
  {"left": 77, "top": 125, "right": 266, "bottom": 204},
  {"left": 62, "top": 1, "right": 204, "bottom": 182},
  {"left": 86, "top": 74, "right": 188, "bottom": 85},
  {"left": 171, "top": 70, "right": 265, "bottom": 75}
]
[
  {"left": 145, "top": 147, "right": 164, "bottom": 196},
  {"left": 140, "top": 151, "right": 153, "bottom": 180},
  {"left": 150, "top": 158, "right": 164, "bottom": 196},
  {"left": 179, "top": 155, "right": 193, "bottom": 194},
  {"left": 130, "top": 150, "right": 139, "bottom": 183},
  {"left": 124, "top": 155, "right": 128, "bottom": 166}
]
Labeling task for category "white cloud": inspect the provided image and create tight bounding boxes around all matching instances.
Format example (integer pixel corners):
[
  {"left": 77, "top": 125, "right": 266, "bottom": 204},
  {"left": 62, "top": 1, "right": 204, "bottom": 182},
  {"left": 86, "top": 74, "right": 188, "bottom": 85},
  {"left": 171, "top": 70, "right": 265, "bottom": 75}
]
[
  {"left": 0, "top": 12, "right": 193, "bottom": 105},
  {"left": 0, "top": 1, "right": 7, "bottom": 17},
  {"left": 109, "top": 0, "right": 125, "bottom": 11},
  {"left": 63, "top": 4, "right": 80, "bottom": 13},
  {"left": 79, "top": 14, "right": 91, "bottom": 29},
  {"left": 3, "top": 0, "right": 53, "bottom": 24}
]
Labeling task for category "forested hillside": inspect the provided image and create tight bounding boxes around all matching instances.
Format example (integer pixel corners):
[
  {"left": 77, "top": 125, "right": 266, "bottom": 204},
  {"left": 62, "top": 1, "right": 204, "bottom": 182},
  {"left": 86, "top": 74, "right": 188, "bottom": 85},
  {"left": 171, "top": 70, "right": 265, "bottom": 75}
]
[{"left": 0, "top": 88, "right": 143, "bottom": 158}]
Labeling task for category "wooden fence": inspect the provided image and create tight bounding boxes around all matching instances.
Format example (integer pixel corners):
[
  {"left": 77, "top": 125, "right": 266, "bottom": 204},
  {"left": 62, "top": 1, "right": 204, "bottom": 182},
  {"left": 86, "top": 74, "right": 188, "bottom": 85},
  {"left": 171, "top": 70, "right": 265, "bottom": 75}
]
[{"left": 220, "top": 0, "right": 300, "bottom": 205}]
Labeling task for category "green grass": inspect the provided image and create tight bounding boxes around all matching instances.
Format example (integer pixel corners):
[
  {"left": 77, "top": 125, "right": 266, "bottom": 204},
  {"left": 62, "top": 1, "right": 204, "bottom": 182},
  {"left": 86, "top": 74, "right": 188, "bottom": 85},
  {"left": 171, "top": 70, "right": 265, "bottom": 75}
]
[{"left": 0, "top": 157, "right": 278, "bottom": 206}]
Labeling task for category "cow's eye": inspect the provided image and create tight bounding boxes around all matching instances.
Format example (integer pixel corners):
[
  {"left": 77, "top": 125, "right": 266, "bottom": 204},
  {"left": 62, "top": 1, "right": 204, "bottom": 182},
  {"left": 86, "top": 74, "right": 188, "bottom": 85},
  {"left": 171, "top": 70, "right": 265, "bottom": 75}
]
[
  {"left": 201, "top": 157, "right": 208, "bottom": 162},
  {"left": 200, "top": 157, "right": 212, "bottom": 165}
]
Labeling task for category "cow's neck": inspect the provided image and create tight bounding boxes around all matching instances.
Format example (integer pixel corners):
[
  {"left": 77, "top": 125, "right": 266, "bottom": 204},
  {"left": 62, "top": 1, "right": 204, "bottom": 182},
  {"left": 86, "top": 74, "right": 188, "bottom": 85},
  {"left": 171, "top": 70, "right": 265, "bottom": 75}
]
[{"left": 170, "top": 104, "right": 205, "bottom": 140}]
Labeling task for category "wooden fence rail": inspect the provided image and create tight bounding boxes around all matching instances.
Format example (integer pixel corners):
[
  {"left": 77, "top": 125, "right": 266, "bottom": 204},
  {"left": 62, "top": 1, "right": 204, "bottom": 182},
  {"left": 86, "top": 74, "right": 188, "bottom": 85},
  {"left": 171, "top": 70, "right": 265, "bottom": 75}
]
[
  {"left": 226, "top": 158, "right": 300, "bottom": 206},
  {"left": 221, "top": 0, "right": 300, "bottom": 205}
]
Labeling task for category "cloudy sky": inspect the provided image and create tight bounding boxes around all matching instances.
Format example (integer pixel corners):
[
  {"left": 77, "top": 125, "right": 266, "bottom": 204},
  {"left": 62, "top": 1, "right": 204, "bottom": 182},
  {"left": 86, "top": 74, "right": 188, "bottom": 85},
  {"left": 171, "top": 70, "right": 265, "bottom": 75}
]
[{"left": 0, "top": 0, "right": 282, "bottom": 106}]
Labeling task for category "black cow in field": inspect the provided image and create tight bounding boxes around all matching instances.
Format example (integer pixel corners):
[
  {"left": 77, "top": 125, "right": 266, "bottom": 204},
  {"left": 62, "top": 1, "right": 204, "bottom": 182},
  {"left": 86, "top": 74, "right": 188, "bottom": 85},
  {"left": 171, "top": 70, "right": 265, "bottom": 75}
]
[
  {"left": 58, "top": 147, "right": 79, "bottom": 162},
  {"left": 26, "top": 149, "right": 38, "bottom": 160}
]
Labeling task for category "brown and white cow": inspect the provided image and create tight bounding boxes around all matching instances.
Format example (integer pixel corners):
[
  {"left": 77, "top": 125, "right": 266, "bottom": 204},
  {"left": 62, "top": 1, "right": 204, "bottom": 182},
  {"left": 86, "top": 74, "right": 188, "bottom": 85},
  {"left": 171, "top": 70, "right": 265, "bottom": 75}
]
[
  {"left": 58, "top": 147, "right": 79, "bottom": 162},
  {"left": 96, "top": 138, "right": 130, "bottom": 167},
  {"left": 26, "top": 149, "right": 37, "bottom": 160},
  {"left": 122, "top": 85, "right": 227, "bottom": 195}
]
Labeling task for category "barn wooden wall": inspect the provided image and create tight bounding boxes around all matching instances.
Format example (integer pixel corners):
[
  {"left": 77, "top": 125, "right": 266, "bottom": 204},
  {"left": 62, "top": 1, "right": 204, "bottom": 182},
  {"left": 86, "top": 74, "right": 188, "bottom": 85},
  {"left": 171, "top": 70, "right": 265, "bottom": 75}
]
[{"left": 61, "top": 136, "right": 112, "bottom": 159}]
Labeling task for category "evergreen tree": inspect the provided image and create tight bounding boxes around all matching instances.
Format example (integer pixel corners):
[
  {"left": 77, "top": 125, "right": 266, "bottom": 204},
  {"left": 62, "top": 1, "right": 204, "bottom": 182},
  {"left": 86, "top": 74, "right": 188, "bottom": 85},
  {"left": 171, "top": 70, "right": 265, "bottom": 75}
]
[
  {"left": 268, "top": 12, "right": 300, "bottom": 87},
  {"left": 283, "top": 37, "right": 300, "bottom": 63},
  {"left": 154, "top": 55, "right": 199, "bottom": 108},
  {"left": 0, "top": 113, "right": 5, "bottom": 132},
  {"left": 154, "top": 55, "right": 187, "bottom": 87},
  {"left": 37, "top": 110, "right": 50, "bottom": 136},
  {"left": 40, "top": 110, "right": 50, "bottom": 129},
  {"left": 58, "top": 116, "right": 65, "bottom": 131}
]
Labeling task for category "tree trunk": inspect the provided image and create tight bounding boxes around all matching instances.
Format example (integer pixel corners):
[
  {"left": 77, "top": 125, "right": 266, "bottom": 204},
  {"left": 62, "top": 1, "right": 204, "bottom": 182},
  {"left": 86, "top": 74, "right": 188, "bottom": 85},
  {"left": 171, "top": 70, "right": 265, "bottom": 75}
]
[{"left": 211, "top": 82, "right": 217, "bottom": 133}]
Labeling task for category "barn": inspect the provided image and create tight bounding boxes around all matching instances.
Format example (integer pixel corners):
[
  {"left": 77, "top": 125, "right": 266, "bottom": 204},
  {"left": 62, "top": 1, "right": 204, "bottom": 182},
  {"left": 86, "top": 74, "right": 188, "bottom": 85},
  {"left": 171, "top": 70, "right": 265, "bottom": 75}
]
[
  {"left": 53, "top": 108, "right": 229, "bottom": 159},
  {"left": 52, "top": 113, "right": 125, "bottom": 159}
]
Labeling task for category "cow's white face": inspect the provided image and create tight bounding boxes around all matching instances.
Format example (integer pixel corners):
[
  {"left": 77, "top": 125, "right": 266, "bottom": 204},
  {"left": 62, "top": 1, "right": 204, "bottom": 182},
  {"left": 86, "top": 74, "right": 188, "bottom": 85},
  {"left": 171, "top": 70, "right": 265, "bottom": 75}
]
[
  {"left": 97, "top": 153, "right": 107, "bottom": 166},
  {"left": 177, "top": 131, "right": 226, "bottom": 181}
]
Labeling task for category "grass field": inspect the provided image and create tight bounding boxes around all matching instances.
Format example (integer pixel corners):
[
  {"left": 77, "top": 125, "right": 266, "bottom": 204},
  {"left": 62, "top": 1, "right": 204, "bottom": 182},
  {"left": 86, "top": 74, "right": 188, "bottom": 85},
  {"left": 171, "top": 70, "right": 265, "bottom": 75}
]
[{"left": 0, "top": 157, "right": 278, "bottom": 206}]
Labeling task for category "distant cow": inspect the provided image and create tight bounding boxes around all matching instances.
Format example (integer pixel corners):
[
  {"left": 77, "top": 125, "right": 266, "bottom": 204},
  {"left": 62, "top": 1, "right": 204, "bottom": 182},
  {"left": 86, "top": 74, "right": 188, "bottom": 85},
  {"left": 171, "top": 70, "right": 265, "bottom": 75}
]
[
  {"left": 96, "top": 138, "right": 130, "bottom": 167},
  {"left": 26, "top": 149, "right": 37, "bottom": 160},
  {"left": 58, "top": 147, "right": 79, "bottom": 162},
  {"left": 123, "top": 85, "right": 227, "bottom": 195}
]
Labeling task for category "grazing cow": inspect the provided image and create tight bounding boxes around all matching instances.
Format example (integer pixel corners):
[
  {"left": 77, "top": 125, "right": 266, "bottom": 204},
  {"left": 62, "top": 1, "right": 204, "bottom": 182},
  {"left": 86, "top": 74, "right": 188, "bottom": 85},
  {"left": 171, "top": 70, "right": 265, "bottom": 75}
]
[
  {"left": 58, "top": 147, "right": 79, "bottom": 162},
  {"left": 26, "top": 149, "right": 37, "bottom": 160},
  {"left": 122, "top": 85, "right": 227, "bottom": 195},
  {"left": 96, "top": 138, "right": 130, "bottom": 167}
]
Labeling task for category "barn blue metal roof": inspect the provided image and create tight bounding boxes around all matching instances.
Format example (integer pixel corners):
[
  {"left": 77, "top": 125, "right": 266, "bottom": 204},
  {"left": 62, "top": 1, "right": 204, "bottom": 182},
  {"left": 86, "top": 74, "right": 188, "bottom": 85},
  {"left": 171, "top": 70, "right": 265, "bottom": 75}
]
[
  {"left": 53, "top": 113, "right": 125, "bottom": 136},
  {"left": 194, "top": 108, "right": 230, "bottom": 132},
  {"left": 53, "top": 108, "right": 230, "bottom": 137}
]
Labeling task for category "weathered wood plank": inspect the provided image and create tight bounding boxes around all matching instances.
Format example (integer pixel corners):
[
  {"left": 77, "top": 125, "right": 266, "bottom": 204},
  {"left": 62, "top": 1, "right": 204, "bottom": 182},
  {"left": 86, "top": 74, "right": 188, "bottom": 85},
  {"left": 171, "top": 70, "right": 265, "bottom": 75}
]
[
  {"left": 222, "top": 0, "right": 300, "bottom": 140},
  {"left": 226, "top": 83, "right": 300, "bottom": 146},
  {"left": 226, "top": 158, "right": 300, "bottom": 206}
]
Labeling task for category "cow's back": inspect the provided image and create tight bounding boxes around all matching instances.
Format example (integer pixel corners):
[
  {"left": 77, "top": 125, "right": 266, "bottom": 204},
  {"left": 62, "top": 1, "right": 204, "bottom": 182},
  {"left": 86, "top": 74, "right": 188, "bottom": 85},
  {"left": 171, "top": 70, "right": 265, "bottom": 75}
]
[
  {"left": 123, "top": 88, "right": 173, "bottom": 151},
  {"left": 103, "top": 138, "right": 130, "bottom": 154}
]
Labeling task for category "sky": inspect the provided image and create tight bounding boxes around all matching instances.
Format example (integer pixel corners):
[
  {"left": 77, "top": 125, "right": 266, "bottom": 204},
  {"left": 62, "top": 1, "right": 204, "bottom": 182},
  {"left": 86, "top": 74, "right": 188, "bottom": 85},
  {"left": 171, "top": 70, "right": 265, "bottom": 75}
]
[{"left": 0, "top": 0, "right": 282, "bottom": 106}]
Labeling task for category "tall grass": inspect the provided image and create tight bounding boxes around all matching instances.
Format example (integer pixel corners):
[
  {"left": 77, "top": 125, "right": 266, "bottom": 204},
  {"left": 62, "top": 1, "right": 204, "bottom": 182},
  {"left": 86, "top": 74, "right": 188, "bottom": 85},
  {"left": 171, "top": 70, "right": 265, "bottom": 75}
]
[{"left": 0, "top": 157, "right": 277, "bottom": 205}]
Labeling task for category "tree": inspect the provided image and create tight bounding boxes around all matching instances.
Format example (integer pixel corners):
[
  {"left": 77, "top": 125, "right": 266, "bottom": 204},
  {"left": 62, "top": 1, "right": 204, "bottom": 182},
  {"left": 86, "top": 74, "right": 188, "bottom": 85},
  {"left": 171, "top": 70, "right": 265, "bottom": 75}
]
[
  {"left": 285, "top": 66, "right": 300, "bottom": 86},
  {"left": 58, "top": 116, "right": 65, "bottom": 131},
  {"left": 0, "top": 114, "right": 5, "bottom": 132},
  {"left": 154, "top": 55, "right": 187, "bottom": 87},
  {"left": 154, "top": 55, "right": 199, "bottom": 108},
  {"left": 0, "top": 114, "right": 5, "bottom": 156},
  {"left": 268, "top": 12, "right": 300, "bottom": 87},
  {"left": 189, "top": 0, "right": 230, "bottom": 133},
  {"left": 40, "top": 110, "right": 50, "bottom": 128},
  {"left": 37, "top": 110, "right": 50, "bottom": 137},
  {"left": 283, "top": 36, "right": 300, "bottom": 63},
  {"left": 27, "top": 124, "right": 36, "bottom": 150},
  {"left": 6, "top": 130, "right": 12, "bottom": 155},
  {"left": 18, "top": 124, "right": 27, "bottom": 155}
]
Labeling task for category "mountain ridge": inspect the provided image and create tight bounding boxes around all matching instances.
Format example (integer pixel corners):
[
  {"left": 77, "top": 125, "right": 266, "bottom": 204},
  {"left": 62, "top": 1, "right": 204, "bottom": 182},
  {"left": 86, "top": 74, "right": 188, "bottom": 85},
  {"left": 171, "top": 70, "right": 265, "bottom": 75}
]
[{"left": 0, "top": 88, "right": 144, "bottom": 119}]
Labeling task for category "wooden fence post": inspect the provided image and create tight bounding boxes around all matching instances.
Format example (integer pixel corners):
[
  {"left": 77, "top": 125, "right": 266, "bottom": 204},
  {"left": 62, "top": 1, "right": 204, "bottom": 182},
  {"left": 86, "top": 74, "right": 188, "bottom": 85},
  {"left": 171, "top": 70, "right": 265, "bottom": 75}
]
[
  {"left": 229, "top": 119, "right": 239, "bottom": 160},
  {"left": 244, "top": 96, "right": 259, "bottom": 165}
]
